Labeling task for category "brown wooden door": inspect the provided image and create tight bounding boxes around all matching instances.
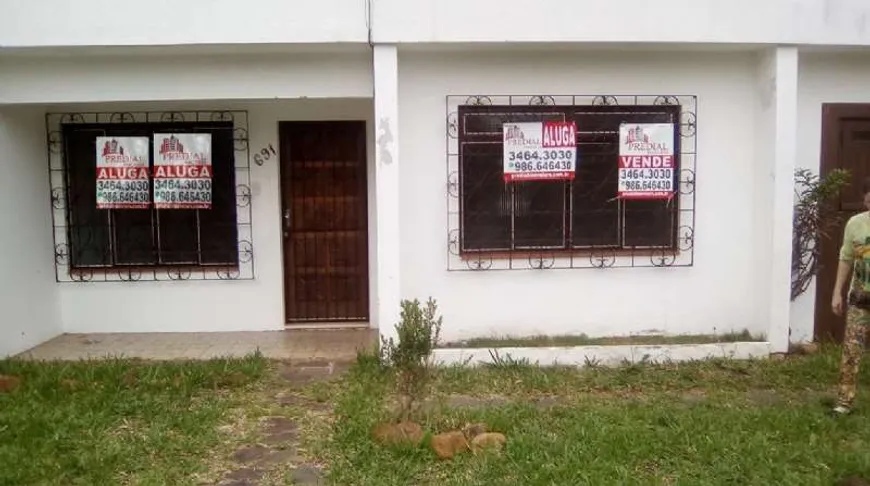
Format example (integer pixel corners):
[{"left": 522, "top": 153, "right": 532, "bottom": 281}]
[
  {"left": 814, "top": 105, "right": 870, "bottom": 342},
  {"left": 279, "top": 121, "right": 369, "bottom": 323}
]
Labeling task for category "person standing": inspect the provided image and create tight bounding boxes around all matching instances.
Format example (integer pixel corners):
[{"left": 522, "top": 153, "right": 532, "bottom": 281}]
[{"left": 831, "top": 179, "right": 870, "bottom": 415}]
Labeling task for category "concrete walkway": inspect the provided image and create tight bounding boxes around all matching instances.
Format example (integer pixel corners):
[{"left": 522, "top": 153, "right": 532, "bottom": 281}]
[{"left": 15, "top": 329, "right": 378, "bottom": 361}]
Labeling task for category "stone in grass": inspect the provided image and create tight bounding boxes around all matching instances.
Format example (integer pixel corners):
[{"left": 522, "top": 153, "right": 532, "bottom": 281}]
[
  {"left": 470, "top": 432, "right": 507, "bottom": 455},
  {"left": 262, "top": 417, "right": 299, "bottom": 445},
  {"left": 430, "top": 431, "right": 469, "bottom": 460},
  {"left": 224, "top": 468, "right": 264, "bottom": 482},
  {"left": 0, "top": 375, "right": 21, "bottom": 393},
  {"left": 290, "top": 464, "right": 323, "bottom": 485},
  {"left": 430, "top": 423, "right": 507, "bottom": 460},
  {"left": 371, "top": 421, "right": 425, "bottom": 447}
]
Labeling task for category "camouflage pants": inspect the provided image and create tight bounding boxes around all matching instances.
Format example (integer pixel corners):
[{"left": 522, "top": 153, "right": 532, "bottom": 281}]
[{"left": 837, "top": 305, "right": 870, "bottom": 409}]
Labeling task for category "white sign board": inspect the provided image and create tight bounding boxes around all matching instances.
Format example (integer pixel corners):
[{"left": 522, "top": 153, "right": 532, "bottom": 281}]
[
  {"left": 152, "top": 133, "right": 213, "bottom": 209},
  {"left": 95, "top": 137, "right": 150, "bottom": 209},
  {"left": 618, "top": 123, "right": 676, "bottom": 200},
  {"left": 503, "top": 121, "right": 577, "bottom": 182}
]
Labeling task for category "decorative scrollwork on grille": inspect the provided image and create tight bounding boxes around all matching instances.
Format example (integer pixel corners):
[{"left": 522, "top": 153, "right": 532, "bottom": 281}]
[
  {"left": 592, "top": 95, "right": 619, "bottom": 106},
  {"left": 236, "top": 184, "right": 252, "bottom": 208},
  {"left": 109, "top": 112, "right": 136, "bottom": 123},
  {"left": 210, "top": 111, "right": 234, "bottom": 122},
  {"left": 466, "top": 96, "right": 492, "bottom": 106},
  {"left": 447, "top": 112, "right": 459, "bottom": 139},
  {"left": 654, "top": 96, "right": 681, "bottom": 106},
  {"left": 51, "top": 188, "right": 65, "bottom": 210},
  {"left": 589, "top": 248, "right": 617, "bottom": 269},
  {"left": 680, "top": 111, "right": 697, "bottom": 137},
  {"left": 528, "top": 252, "right": 556, "bottom": 270},
  {"left": 166, "top": 268, "right": 192, "bottom": 281},
  {"left": 447, "top": 171, "right": 460, "bottom": 198},
  {"left": 529, "top": 96, "right": 556, "bottom": 106},
  {"left": 160, "top": 112, "right": 186, "bottom": 123},
  {"left": 48, "top": 131, "right": 63, "bottom": 154},
  {"left": 650, "top": 249, "right": 677, "bottom": 267},
  {"left": 233, "top": 128, "right": 250, "bottom": 152},
  {"left": 54, "top": 244, "right": 70, "bottom": 265},
  {"left": 118, "top": 269, "right": 142, "bottom": 282},
  {"left": 465, "top": 253, "right": 494, "bottom": 271}
]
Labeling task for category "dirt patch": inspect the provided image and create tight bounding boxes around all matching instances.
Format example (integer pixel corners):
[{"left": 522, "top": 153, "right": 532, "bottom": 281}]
[
  {"left": 276, "top": 393, "right": 330, "bottom": 412},
  {"left": 212, "top": 361, "right": 352, "bottom": 486},
  {"left": 261, "top": 417, "right": 299, "bottom": 445}
]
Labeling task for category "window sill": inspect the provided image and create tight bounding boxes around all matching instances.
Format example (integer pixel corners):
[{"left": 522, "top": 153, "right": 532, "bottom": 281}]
[
  {"left": 458, "top": 248, "right": 681, "bottom": 261},
  {"left": 67, "top": 264, "right": 242, "bottom": 281}
]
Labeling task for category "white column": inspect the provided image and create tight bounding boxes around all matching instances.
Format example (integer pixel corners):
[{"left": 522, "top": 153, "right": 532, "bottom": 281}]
[
  {"left": 763, "top": 47, "right": 799, "bottom": 353},
  {"left": 372, "top": 44, "right": 401, "bottom": 343}
]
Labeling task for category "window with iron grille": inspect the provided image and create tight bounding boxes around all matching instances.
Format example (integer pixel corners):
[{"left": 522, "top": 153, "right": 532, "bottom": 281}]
[
  {"left": 61, "top": 121, "right": 239, "bottom": 269},
  {"left": 457, "top": 104, "right": 681, "bottom": 254}
]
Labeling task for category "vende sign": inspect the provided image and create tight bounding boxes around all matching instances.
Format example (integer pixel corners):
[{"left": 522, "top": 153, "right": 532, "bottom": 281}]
[
  {"left": 95, "top": 137, "right": 150, "bottom": 209},
  {"left": 152, "top": 133, "right": 213, "bottom": 209},
  {"left": 503, "top": 121, "right": 577, "bottom": 182},
  {"left": 617, "top": 123, "right": 676, "bottom": 200}
]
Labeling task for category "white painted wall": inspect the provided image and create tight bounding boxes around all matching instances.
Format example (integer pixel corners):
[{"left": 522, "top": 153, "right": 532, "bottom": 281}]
[
  {"left": 0, "top": 108, "right": 62, "bottom": 356},
  {"left": 0, "top": 50, "right": 373, "bottom": 104},
  {"left": 6, "top": 0, "right": 870, "bottom": 49},
  {"left": 54, "top": 99, "right": 377, "bottom": 333},
  {"left": 790, "top": 52, "right": 870, "bottom": 342},
  {"left": 0, "top": 0, "right": 368, "bottom": 47},
  {"left": 397, "top": 50, "right": 766, "bottom": 342},
  {"left": 374, "top": 0, "right": 870, "bottom": 46}
]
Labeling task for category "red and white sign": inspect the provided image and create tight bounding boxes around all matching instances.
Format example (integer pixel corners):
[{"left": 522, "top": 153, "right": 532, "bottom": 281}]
[
  {"left": 152, "top": 133, "right": 213, "bottom": 209},
  {"left": 95, "top": 137, "right": 150, "bottom": 209},
  {"left": 618, "top": 123, "right": 676, "bottom": 200},
  {"left": 503, "top": 121, "right": 577, "bottom": 182}
]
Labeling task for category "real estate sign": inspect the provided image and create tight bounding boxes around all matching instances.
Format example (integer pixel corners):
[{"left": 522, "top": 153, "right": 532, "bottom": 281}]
[
  {"left": 152, "top": 133, "right": 213, "bottom": 209},
  {"left": 95, "top": 136, "right": 150, "bottom": 209},
  {"left": 617, "top": 123, "right": 676, "bottom": 200},
  {"left": 503, "top": 121, "right": 577, "bottom": 182}
]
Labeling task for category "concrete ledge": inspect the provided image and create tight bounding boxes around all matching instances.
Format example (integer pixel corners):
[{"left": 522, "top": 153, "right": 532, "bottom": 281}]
[{"left": 431, "top": 341, "right": 772, "bottom": 367}]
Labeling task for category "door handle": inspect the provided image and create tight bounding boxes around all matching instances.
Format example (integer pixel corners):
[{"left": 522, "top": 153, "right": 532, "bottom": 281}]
[{"left": 283, "top": 208, "right": 291, "bottom": 237}]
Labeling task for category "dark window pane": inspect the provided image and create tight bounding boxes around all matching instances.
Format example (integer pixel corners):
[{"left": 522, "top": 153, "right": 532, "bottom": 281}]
[
  {"left": 157, "top": 210, "right": 198, "bottom": 263},
  {"left": 572, "top": 145, "right": 619, "bottom": 247},
  {"left": 64, "top": 128, "right": 111, "bottom": 267},
  {"left": 514, "top": 181, "right": 566, "bottom": 248},
  {"left": 457, "top": 104, "right": 682, "bottom": 252},
  {"left": 623, "top": 200, "right": 675, "bottom": 247},
  {"left": 63, "top": 120, "right": 239, "bottom": 268},
  {"left": 461, "top": 143, "right": 510, "bottom": 251},
  {"left": 199, "top": 126, "right": 239, "bottom": 265},
  {"left": 113, "top": 210, "right": 156, "bottom": 264}
]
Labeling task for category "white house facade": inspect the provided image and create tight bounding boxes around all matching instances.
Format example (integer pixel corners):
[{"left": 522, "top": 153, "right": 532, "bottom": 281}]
[{"left": 2, "top": 0, "right": 869, "bottom": 357}]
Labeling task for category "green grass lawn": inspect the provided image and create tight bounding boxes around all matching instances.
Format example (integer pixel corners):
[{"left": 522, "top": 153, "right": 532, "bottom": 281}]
[
  {"left": 0, "top": 354, "right": 267, "bottom": 486},
  {"left": 309, "top": 345, "right": 870, "bottom": 486},
  {"left": 4, "top": 347, "right": 870, "bottom": 485}
]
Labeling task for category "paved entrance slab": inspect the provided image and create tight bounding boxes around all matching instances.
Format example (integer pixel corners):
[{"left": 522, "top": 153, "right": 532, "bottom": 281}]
[{"left": 15, "top": 329, "right": 377, "bottom": 361}]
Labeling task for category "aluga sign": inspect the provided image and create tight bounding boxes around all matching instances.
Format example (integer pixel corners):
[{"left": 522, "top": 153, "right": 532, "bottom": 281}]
[{"left": 502, "top": 121, "right": 577, "bottom": 182}]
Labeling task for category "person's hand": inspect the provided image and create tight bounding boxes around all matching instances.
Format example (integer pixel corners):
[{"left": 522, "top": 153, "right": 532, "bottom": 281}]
[{"left": 833, "top": 293, "right": 845, "bottom": 316}]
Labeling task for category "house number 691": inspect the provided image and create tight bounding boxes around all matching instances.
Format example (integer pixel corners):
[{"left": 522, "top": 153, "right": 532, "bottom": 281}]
[{"left": 253, "top": 144, "right": 277, "bottom": 166}]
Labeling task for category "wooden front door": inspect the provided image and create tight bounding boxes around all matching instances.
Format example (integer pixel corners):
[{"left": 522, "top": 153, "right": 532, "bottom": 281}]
[
  {"left": 814, "top": 104, "right": 870, "bottom": 342},
  {"left": 279, "top": 121, "right": 369, "bottom": 324}
]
